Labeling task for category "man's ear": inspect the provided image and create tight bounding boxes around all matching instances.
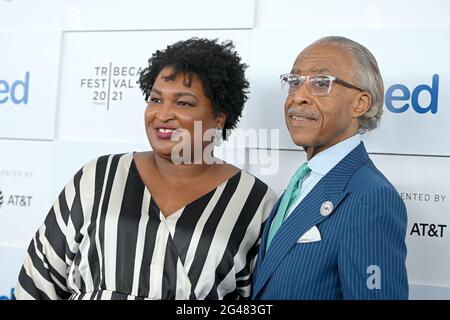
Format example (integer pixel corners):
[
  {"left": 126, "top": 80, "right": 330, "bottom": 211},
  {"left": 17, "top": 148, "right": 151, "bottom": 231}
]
[
  {"left": 215, "top": 112, "right": 227, "bottom": 129},
  {"left": 352, "top": 92, "right": 372, "bottom": 118}
]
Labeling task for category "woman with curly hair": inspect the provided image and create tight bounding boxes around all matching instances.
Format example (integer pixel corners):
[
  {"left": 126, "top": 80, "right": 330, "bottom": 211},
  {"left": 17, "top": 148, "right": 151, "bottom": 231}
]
[{"left": 15, "top": 38, "right": 277, "bottom": 300}]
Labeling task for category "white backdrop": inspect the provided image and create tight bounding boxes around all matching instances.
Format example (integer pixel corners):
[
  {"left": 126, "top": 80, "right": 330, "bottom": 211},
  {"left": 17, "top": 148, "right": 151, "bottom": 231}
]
[{"left": 1, "top": 0, "right": 450, "bottom": 299}]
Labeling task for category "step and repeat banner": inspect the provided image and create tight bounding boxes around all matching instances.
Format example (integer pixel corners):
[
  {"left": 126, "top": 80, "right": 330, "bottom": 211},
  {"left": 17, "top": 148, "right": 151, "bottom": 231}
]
[
  {"left": 1, "top": 0, "right": 450, "bottom": 300},
  {"left": 0, "top": 31, "right": 60, "bottom": 140}
]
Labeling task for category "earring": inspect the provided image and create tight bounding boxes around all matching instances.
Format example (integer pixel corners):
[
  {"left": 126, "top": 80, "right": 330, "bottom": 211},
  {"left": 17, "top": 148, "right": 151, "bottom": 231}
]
[{"left": 214, "top": 127, "right": 224, "bottom": 146}]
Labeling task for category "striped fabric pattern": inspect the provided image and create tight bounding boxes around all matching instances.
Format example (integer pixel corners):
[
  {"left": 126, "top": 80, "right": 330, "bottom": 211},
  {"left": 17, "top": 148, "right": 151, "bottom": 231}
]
[
  {"left": 253, "top": 143, "right": 409, "bottom": 300},
  {"left": 15, "top": 153, "right": 277, "bottom": 300}
]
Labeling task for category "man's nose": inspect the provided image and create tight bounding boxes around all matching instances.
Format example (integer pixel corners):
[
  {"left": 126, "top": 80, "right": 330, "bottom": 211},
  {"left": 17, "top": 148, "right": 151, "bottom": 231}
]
[{"left": 291, "top": 81, "right": 312, "bottom": 105}]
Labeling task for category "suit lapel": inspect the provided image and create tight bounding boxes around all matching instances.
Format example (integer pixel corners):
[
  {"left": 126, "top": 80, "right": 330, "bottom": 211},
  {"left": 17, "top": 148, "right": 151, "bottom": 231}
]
[
  {"left": 253, "top": 142, "right": 370, "bottom": 297},
  {"left": 257, "top": 196, "right": 282, "bottom": 262}
]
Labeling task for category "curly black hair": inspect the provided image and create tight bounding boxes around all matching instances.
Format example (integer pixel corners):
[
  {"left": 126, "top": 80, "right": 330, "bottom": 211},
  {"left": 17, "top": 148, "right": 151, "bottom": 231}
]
[{"left": 138, "top": 37, "right": 249, "bottom": 140}]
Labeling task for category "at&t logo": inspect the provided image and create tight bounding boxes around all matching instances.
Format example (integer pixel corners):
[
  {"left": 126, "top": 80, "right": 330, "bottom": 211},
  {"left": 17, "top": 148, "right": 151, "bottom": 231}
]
[{"left": 0, "top": 190, "right": 32, "bottom": 208}]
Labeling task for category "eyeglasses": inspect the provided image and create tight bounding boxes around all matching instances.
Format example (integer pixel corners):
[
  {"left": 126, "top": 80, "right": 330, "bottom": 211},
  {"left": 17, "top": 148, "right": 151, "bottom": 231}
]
[{"left": 280, "top": 73, "right": 365, "bottom": 96}]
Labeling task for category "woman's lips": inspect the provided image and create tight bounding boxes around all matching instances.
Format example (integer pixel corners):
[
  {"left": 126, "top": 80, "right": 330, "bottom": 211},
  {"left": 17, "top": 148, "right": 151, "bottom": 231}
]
[{"left": 155, "top": 127, "right": 176, "bottom": 139}]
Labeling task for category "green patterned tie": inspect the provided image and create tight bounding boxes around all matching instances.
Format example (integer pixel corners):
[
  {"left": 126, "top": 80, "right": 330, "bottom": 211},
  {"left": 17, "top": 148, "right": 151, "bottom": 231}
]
[{"left": 266, "top": 162, "right": 311, "bottom": 252}]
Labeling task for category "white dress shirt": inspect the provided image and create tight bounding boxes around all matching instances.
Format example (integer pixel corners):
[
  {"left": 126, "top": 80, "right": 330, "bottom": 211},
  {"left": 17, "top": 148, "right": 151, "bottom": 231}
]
[{"left": 285, "top": 134, "right": 362, "bottom": 219}]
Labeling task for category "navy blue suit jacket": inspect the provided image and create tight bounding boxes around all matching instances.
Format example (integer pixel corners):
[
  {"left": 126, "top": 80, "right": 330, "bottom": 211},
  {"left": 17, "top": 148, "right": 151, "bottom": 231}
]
[{"left": 252, "top": 143, "right": 408, "bottom": 299}]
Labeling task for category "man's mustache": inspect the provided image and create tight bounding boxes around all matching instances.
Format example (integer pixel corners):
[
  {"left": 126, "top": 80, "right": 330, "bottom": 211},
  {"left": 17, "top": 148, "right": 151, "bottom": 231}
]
[{"left": 287, "top": 107, "right": 319, "bottom": 120}]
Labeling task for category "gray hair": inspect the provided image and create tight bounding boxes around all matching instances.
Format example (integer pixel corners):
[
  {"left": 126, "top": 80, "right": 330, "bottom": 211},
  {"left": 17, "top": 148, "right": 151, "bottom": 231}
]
[{"left": 311, "top": 36, "right": 384, "bottom": 133}]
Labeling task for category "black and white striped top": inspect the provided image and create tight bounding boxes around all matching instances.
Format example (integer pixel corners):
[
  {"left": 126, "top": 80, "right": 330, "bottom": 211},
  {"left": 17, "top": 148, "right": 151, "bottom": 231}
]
[{"left": 15, "top": 153, "right": 277, "bottom": 300}]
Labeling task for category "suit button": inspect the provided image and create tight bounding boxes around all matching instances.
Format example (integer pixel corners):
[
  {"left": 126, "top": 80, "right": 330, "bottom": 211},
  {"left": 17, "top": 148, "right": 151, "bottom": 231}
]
[{"left": 320, "top": 201, "right": 333, "bottom": 216}]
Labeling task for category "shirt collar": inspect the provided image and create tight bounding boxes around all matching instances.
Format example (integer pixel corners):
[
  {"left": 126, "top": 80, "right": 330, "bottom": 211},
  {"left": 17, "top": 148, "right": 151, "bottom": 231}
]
[{"left": 307, "top": 134, "right": 361, "bottom": 176}]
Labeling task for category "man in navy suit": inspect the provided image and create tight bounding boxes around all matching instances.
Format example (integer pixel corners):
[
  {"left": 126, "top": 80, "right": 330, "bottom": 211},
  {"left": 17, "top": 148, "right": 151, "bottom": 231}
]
[{"left": 252, "top": 36, "right": 408, "bottom": 299}]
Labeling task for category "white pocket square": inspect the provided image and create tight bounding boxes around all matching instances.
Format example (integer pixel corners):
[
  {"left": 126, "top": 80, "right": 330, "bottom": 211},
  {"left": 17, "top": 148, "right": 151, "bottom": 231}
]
[{"left": 297, "top": 226, "right": 322, "bottom": 243}]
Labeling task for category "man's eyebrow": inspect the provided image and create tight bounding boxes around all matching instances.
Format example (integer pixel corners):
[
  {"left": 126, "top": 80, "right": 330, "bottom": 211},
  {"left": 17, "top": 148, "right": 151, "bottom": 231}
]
[
  {"left": 311, "top": 67, "right": 334, "bottom": 74},
  {"left": 291, "top": 67, "right": 334, "bottom": 74}
]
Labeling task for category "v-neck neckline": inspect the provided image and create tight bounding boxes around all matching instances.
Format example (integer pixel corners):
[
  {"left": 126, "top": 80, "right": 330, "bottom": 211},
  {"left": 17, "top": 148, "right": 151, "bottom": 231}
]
[{"left": 130, "top": 156, "right": 242, "bottom": 218}]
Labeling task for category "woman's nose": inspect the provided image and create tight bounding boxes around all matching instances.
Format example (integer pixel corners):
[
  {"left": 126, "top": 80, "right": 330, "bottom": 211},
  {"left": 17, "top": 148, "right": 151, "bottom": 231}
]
[{"left": 155, "top": 102, "right": 175, "bottom": 122}]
